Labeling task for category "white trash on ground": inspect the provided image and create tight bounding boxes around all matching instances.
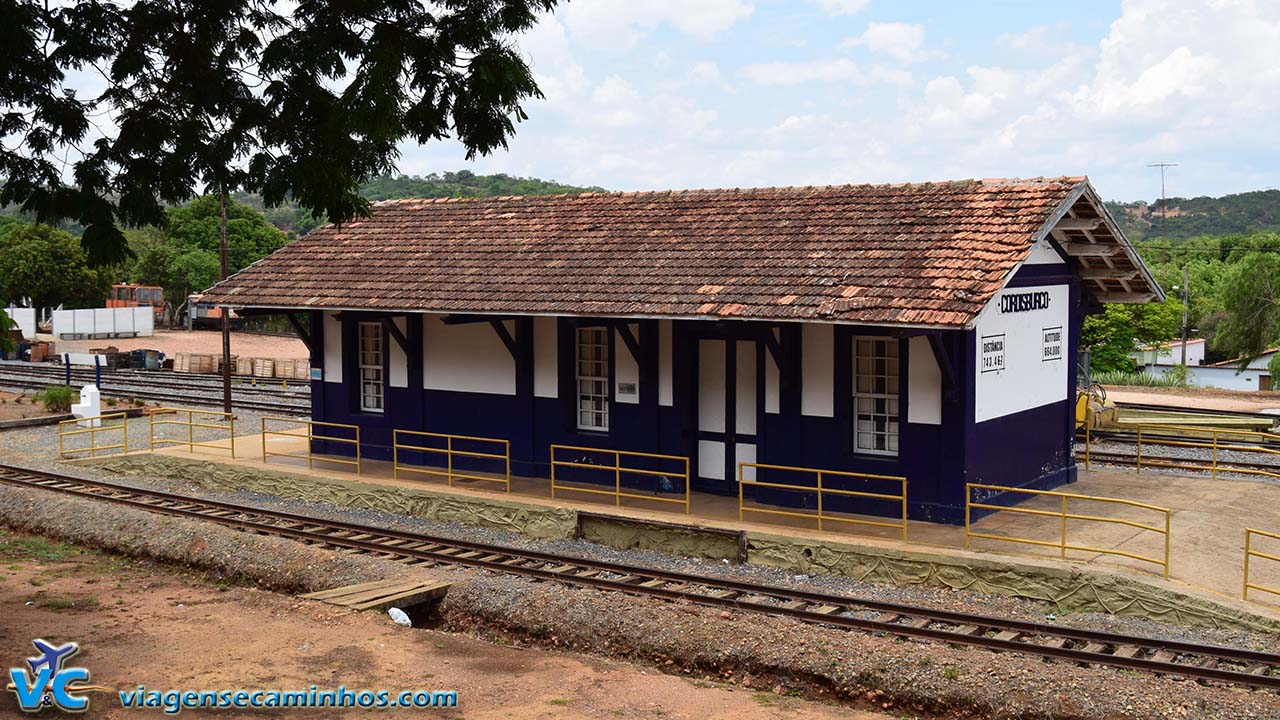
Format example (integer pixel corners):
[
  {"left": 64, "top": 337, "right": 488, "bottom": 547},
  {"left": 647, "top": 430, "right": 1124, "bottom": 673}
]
[{"left": 387, "top": 607, "right": 411, "bottom": 627}]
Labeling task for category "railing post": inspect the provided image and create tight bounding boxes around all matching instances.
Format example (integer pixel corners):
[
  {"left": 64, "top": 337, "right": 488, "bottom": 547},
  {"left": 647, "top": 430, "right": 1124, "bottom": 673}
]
[
  {"left": 1085, "top": 421, "right": 1091, "bottom": 471},
  {"left": 550, "top": 446, "right": 557, "bottom": 499},
  {"left": 900, "top": 478, "right": 908, "bottom": 543},
  {"left": 1136, "top": 426, "right": 1143, "bottom": 474},
  {"left": 1212, "top": 431, "right": 1218, "bottom": 481},
  {"left": 187, "top": 410, "right": 194, "bottom": 454},
  {"left": 1163, "top": 510, "right": 1171, "bottom": 580},
  {"left": 737, "top": 464, "right": 744, "bottom": 522},
  {"left": 447, "top": 436, "right": 454, "bottom": 486},
  {"left": 505, "top": 440, "right": 511, "bottom": 494},
  {"left": 1060, "top": 495, "right": 1068, "bottom": 559},
  {"left": 1244, "top": 529, "right": 1251, "bottom": 600},
  {"left": 964, "top": 484, "right": 971, "bottom": 549},
  {"left": 122, "top": 413, "right": 128, "bottom": 454},
  {"left": 816, "top": 471, "right": 824, "bottom": 532},
  {"left": 684, "top": 458, "right": 691, "bottom": 514},
  {"left": 306, "top": 421, "right": 313, "bottom": 470},
  {"left": 229, "top": 413, "right": 235, "bottom": 460},
  {"left": 260, "top": 417, "right": 267, "bottom": 463},
  {"left": 614, "top": 451, "right": 621, "bottom": 507},
  {"left": 354, "top": 427, "right": 361, "bottom": 475}
]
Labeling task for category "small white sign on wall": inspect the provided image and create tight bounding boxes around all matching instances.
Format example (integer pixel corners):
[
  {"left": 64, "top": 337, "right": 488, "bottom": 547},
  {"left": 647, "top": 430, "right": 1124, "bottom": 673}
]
[
  {"left": 1041, "top": 326, "right": 1063, "bottom": 362},
  {"left": 980, "top": 334, "right": 1006, "bottom": 374}
]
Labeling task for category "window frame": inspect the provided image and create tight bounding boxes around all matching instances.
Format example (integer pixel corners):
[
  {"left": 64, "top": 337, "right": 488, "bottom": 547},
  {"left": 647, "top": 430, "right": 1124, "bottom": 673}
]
[
  {"left": 357, "top": 321, "right": 385, "bottom": 414},
  {"left": 575, "top": 326, "right": 610, "bottom": 432},
  {"left": 851, "top": 336, "right": 900, "bottom": 457}
]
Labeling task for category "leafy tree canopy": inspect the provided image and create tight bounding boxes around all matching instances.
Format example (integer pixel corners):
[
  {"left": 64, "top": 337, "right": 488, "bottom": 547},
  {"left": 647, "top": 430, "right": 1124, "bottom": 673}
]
[
  {"left": 0, "top": 222, "right": 110, "bottom": 309},
  {"left": 125, "top": 195, "right": 285, "bottom": 308},
  {"left": 1, "top": 0, "right": 558, "bottom": 266}
]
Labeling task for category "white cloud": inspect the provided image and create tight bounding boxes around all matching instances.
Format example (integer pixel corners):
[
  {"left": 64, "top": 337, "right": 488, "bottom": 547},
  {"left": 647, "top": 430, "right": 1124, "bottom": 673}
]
[
  {"left": 741, "top": 59, "right": 910, "bottom": 86},
  {"left": 809, "top": 0, "right": 869, "bottom": 16},
  {"left": 400, "top": 0, "right": 1280, "bottom": 201},
  {"left": 561, "top": 0, "right": 754, "bottom": 52},
  {"left": 841, "top": 22, "right": 939, "bottom": 64}
]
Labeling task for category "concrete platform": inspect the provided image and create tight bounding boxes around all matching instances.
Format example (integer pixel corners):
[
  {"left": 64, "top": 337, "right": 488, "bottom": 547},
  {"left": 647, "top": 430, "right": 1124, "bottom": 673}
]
[{"left": 82, "top": 430, "right": 1280, "bottom": 629}]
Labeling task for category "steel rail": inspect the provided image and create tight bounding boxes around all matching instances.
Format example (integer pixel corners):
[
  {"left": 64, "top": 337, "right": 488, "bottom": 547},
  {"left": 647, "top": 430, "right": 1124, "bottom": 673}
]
[
  {"left": 0, "top": 371, "right": 306, "bottom": 414},
  {"left": 0, "top": 463, "right": 1276, "bottom": 689}
]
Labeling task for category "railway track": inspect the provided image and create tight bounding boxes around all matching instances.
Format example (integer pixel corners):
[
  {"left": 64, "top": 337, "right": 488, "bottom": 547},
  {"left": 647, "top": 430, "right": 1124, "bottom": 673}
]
[
  {"left": 0, "top": 464, "right": 1276, "bottom": 690},
  {"left": 1077, "top": 450, "right": 1280, "bottom": 478},
  {"left": 0, "top": 364, "right": 308, "bottom": 415}
]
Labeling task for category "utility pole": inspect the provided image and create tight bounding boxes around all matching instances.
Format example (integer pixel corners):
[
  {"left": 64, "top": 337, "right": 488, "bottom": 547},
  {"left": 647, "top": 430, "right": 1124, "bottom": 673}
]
[
  {"left": 219, "top": 192, "right": 232, "bottom": 415},
  {"left": 1146, "top": 162, "right": 1179, "bottom": 236},
  {"left": 1179, "top": 264, "right": 1190, "bottom": 368}
]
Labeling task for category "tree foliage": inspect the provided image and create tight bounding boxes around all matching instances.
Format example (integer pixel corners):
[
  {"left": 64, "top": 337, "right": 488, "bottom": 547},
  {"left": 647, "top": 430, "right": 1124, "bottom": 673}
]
[
  {"left": 0, "top": 222, "right": 110, "bottom": 308},
  {"left": 124, "top": 195, "right": 286, "bottom": 310},
  {"left": 1082, "top": 300, "right": 1183, "bottom": 373},
  {"left": 1, "top": 0, "right": 558, "bottom": 266}
]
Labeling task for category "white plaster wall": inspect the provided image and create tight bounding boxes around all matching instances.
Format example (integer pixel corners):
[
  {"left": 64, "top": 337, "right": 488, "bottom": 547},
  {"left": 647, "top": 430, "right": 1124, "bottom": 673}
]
[
  {"left": 801, "top": 323, "right": 834, "bottom": 417},
  {"left": 423, "top": 316, "right": 516, "bottom": 395},
  {"left": 735, "top": 340, "right": 757, "bottom": 434},
  {"left": 658, "top": 320, "right": 673, "bottom": 407},
  {"left": 907, "top": 336, "right": 942, "bottom": 425},
  {"left": 388, "top": 317, "right": 408, "bottom": 388},
  {"left": 698, "top": 339, "right": 725, "bottom": 432},
  {"left": 615, "top": 324, "right": 640, "bottom": 405},
  {"left": 1023, "top": 237, "right": 1066, "bottom": 265},
  {"left": 1148, "top": 364, "right": 1269, "bottom": 391},
  {"left": 1153, "top": 341, "right": 1206, "bottom": 366},
  {"left": 323, "top": 311, "right": 343, "bottom": 383},
  {"left": 972, "top": 284, "right": 1070, "bottom": 423},
  {"left": 533, "top": 316, "right": 558, "bottom": 399}
]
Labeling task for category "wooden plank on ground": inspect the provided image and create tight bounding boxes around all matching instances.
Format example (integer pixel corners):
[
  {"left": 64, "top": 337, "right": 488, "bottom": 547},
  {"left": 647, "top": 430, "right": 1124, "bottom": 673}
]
[{"left": 301, "top": 577, "right": 451, "bottom": 613}]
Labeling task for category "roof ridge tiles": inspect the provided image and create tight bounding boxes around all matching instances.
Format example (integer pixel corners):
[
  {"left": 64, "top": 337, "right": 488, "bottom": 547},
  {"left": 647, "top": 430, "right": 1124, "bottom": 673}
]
[{"left": 361, "top": 176, "right": 1087, "bottom": 208}]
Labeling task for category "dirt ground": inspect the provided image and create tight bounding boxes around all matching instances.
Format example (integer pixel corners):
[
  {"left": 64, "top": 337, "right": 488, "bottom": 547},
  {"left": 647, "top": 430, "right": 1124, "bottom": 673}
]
[
  {"left": 0, "top": 530, "right": 892, "bottom": 720},
  {"left": 41, "top": 329, "right": 309, "bottom": 360},
  {"left": 0, "top": 391, "right": 61, "bottom": 422},
  {"left": 1105, "top": 386, "right": 1280, "bottom": 413}
]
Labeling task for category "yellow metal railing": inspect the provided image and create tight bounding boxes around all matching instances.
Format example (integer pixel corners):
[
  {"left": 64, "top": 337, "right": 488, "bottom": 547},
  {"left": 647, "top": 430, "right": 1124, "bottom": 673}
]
[
  {"left": 261, "top": 417, "right": 360, "bottom": 473},
  {"left": 965, "top": 483, "right": 1171, "bottom": 578},
  {"left": 1080, "top": 423, "right": 1280, "bottom": 480},
  {"left": 550, "top": 445, "right": 690, "bottom": 513},
  {"left": 1244, "top": 528, "right": 1280, "bottom": 602},
  {"left": 738, "top": 463, "right": 907, "bottom": 540},
  {"left": 149, "top": 408, "right": 235, "bottom": 458},
  {"left": 58, "top": 412, "right": 130, "bottom": 458},
  {"left": 393, "top": 430, "right": 511, "bottom": 492}
]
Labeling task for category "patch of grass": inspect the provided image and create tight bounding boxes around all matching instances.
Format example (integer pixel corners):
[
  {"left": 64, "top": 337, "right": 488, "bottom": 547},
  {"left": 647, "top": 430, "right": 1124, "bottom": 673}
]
[
  {"left": 38, "top": 595, "right": 99, "bottom": 612},
  {"left": 751, "top": 692, "right": 774, "bottom": 707},
  {"left": 941, "top": 665, "right": 961, "bottom": 681},
  {"left": 0, "top": 535, "right": 79, "bottom": 562},
  {"left": 546, "top": 698, "right": 569, "bottom": 706},
  {"left": 1093, "top": 370, "right": 1185, "bottom": 387}
]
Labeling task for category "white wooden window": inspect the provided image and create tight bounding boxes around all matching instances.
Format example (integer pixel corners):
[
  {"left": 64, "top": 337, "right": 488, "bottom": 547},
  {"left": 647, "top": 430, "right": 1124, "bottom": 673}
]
[
  {"left": 576, "top": 327, "right": 609, "bottom": 431},
  {"left": 853, "top": 337, "right": 899, "bottom": 455},
  {"left": 358, "top": 321, "right": 384, "bottom": 413}
]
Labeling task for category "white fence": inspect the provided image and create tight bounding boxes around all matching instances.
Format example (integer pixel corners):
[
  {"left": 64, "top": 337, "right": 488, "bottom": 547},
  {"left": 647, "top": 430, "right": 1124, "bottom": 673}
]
[{"left": 52, "top": 307, "right": 154, "bottom": 340}]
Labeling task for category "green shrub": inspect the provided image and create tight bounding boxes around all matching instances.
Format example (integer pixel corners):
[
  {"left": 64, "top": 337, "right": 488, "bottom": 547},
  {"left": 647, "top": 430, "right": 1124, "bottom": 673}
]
[
  {"left": 38, "top": 385, "right": 78, "bottom": 413},
  {"left": 1092, "top": 370, "right": 1186, "bottom": 387}
]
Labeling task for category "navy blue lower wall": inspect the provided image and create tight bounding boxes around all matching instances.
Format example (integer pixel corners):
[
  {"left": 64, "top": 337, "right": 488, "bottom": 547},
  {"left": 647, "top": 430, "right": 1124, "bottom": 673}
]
[{"left": 960, "top": 398, "right": 1077, "bottom": 523}]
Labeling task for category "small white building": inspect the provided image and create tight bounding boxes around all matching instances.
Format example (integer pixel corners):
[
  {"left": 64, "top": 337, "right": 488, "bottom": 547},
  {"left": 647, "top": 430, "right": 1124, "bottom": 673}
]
[
  {"left": 1145, "top": 346, "right": 1277, "bottom": 392},
  {"left": 1131, "top": 338, "right": 1206, "bottom": 368}
]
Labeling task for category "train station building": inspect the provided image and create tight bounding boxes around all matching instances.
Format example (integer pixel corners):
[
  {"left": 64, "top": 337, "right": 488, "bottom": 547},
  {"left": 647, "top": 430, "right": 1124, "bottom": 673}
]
[{"left": 202, "top": 177, "right": 1162, "bottom": 524}]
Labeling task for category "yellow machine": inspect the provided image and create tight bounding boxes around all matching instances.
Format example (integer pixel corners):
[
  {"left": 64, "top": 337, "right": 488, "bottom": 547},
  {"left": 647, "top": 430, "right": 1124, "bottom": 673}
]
[{"left": 1075, "top": 383, "right": 1119, "bottom": 431}]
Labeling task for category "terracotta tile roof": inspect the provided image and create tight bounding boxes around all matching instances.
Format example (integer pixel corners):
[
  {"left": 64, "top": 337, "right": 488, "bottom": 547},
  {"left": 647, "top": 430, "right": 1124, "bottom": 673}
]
[{"left": 203, "top": 177, "right": 1098, "bottom": 327}]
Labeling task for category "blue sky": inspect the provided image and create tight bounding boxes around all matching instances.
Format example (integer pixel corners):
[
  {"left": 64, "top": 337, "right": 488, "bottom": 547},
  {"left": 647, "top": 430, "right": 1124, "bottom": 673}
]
[{"left": 402, "top": 0, "right": 1280, "bottom": 202}]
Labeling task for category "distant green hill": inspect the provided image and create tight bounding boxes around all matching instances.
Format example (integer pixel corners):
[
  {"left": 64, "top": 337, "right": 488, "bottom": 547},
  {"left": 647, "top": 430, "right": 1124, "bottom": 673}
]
[
  {"left": 1106, "top": 189, "right": 1280, "bottom": 241},
  {"left": 235, "top": 171, "right": 604, "bottom": 236}
]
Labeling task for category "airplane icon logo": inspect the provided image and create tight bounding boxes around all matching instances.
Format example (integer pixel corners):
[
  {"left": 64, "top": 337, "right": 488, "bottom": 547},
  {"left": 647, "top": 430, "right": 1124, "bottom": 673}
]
[{"left": 27, "top": 640, "right": 79, "bottom": 676}]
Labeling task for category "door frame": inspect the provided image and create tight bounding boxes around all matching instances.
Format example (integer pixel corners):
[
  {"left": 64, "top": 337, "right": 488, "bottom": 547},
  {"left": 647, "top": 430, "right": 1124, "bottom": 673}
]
[{"left": 690, "top": 330, "right": 766, "bottom": 495}]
